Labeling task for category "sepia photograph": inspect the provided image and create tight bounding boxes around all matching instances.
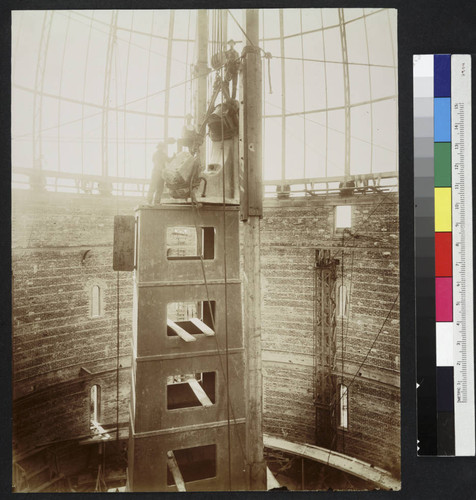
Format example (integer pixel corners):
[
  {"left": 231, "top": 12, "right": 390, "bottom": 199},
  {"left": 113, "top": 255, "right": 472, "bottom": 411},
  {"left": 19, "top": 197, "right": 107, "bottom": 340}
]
[{"left": 11, "top": 8, "right": 400, "bottom": 492}]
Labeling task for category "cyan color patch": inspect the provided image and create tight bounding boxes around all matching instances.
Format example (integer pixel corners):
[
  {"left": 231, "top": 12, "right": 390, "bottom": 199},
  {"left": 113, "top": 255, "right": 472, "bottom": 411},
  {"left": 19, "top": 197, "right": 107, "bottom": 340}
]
[{"left": 434, "top": 98, "right": 451, "bottom": 142}]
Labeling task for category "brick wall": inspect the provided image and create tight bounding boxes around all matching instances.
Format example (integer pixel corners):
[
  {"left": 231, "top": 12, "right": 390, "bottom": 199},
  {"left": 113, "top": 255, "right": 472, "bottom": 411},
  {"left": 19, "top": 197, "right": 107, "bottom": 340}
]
[
  {"left": 260, "top": 193, "right": 400, "bottom": 475},
  {"left": 12, "top": 188, "right": 400, "bottom": 477},
  {"left": 12, "top": 189, "right": 137, "bottom": 451}
]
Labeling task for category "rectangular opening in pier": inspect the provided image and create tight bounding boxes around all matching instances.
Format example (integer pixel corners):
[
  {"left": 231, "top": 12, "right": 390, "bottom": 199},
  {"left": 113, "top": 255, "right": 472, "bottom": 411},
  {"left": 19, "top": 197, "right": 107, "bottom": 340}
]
[
  {"left": 167, "top": 444, "right": 217, "bottom": 486},
  {"left": 166, "top": 226, "right": 215, "bottom": 260},
  {"left": 167, "top": 372, "right": 216, "bottom": 410},
  {"left": 167, "top": 301, "right": 216, "bottom": 337}
]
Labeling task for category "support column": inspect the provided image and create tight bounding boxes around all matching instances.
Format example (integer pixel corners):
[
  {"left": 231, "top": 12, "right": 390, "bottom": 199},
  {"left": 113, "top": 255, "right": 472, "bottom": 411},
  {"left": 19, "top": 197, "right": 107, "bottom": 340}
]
[
  {"left": 338, "top": 8, "right": 351, "bottom": 178},
  {"left": 241, "top": 9, "right": 266, "bottom": 490},
  {"left": 195, "top": 10, "right": 208, "bottom": 167},
  {"left": 101, "top": 10, "right": 118, "bottom": 181},
  {"left": 163, "top": 11, "right": 175, "bottom": 141}
]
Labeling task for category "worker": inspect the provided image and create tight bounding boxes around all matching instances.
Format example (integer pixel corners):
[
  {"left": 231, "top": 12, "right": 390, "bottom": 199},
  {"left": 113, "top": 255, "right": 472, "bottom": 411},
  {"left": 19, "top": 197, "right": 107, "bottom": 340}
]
[
  {"left": 147, "top": 142, "right": 169, "bottom": 205},
  {"left": 224, "top": 39, "right": 240, "bottom": 99},
  {"left": 180, "top": 114, "right": 199, "bottom": 152},
  {"left": 163, "top": 151, "right": 205, "bottom": 206}
]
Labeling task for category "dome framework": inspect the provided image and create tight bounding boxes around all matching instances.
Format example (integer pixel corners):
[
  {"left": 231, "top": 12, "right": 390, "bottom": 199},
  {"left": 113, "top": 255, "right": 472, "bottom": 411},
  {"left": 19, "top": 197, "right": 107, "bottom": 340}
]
[{"left": 11, "top": 8, "right": 398, "bottom": 196}]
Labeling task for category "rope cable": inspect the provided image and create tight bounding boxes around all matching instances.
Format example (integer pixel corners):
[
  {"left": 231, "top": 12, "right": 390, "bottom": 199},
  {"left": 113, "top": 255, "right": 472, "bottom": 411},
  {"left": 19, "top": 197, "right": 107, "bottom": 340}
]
[
  {"left": 113, "top": 15, "right": 121, "bottom": 442},
  {"left": 187, "top": 24, "right": 248, "bottom": 478},
  {"left": 227, "top": 9, "right": 255, "bottom": 48},
  {"left": 219, "top": 20, "right": 233, "bottom": 490}
]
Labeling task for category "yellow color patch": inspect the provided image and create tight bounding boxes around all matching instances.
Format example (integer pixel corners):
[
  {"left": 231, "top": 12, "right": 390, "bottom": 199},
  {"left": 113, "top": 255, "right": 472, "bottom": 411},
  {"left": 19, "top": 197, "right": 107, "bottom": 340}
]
[{"left": 435, "top": 187, "right": 452, "bottom": 232}]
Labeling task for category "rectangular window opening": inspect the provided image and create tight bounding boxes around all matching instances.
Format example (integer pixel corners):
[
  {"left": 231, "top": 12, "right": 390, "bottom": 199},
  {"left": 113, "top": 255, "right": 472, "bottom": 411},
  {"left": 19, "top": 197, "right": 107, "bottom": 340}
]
[
  {"left": 167, "top": 444, "right": 217, "bottom": 486},
  {"left": 335, "top": 205, "right": 352, "bottom": 230},
  {"left": 166, "top": 226, "right": 215, "bottom": 260},
  {"left": 167, "top": 301, "right": 216, "bottom": 338},
  {"left": 167, "top": 372, "right": 216, "bottom": 410}
]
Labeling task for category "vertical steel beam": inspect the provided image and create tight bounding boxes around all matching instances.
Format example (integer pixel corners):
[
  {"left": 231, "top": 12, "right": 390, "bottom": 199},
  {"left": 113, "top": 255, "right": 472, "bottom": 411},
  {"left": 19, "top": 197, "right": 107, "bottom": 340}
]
[
  {"left": 386, "top": 9, "right": 398, "bottom": 172},
  {"left": 299, "top": 9, "right": 307, "bottom": 179},
  {"left": 320, "top": 9, "right": 329, "bottom": 179},
  {"left": 32, "top": 11, "right": 53, "bottom": 169},
  {"left": 163, "top": 11, "right": 175, "bottom": 141},
  {"left": 144, "top": 13, "right": 156, "bottom": 177},
  {"left": 242, "top": 9, "right": 266, "bottom": 491},
  {"left": 195, "top": 10, "right": 209, "bottom": 167},
  {"left": 314, "top": 250, "right": 338, "bottom": 450},
  {"left": 363, "top": 12, "right": 374, "bottom": 175},
  {"left": 279, "top": 9, "right": 286, "bottom": 188},
  {"left": 338, "top": 9, "right": 351, "bottom": 178},
  {"left": 80, "top": 12, "right": 95, "bottom": 181},
  {"left": 57, "top": 13, "right": 71, "bottom": 178},
  {"left": 221, "top": 10, "right": 228, "bottom": 51},
  {"left": 101, "top": 10, "right": 118, "bottom": 179}
]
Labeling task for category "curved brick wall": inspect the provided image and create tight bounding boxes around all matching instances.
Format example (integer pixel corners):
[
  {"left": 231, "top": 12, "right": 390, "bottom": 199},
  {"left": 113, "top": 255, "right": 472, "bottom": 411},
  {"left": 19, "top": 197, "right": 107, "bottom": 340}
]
[
  {"left": 261, "top": 194, "right": 400, "bottom": 475},
  {"left": 12, "top": 188, "right": 400, "bottom": 476},
  {"left": 12, "top": 190, "right": 137, "bottom": 450}
]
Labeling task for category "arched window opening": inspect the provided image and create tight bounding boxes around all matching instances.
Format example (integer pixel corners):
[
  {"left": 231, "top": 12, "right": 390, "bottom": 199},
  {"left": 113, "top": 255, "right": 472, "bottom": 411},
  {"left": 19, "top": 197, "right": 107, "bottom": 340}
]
[
  {"left": 91, "top": 284, "right": 102, "bottom": 318},
  {"left": 90, "top": 384, "right": 101, "bottom": 424},
  {"left": 338, "top": 284, "right": 348, "bottom": 318},
  {"left": 338, "top": 384, "right": 349, "bottom": 430}
]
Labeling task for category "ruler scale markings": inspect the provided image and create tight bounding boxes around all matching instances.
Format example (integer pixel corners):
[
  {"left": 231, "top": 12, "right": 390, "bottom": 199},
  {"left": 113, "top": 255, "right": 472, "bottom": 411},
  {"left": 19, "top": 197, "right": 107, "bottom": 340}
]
[{"left": 451, "top": 54, "right": 474, "bottom": 456}]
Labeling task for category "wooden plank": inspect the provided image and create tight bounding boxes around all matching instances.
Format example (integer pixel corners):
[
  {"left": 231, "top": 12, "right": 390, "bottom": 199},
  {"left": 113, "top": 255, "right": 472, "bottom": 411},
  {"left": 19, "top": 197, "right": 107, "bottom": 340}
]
[
  {"left": 25, "top": 464, "right": 49, "bottom": 482},
  {"left": 190, "top": 317, "right": 215, "bottom": 336},
  {"left": 30, "top": 474, "right": 65, "bottom": 493},
  {"left": 166, "top": 451, "right": 186, "bottom": 492},
  {"left": 91, "top": 421, "right": 112, "bottom": 440},
  {"left": 167, "top": 319, "right": 196, "bottom": 342},
  {"left": 79, "top": 421, "right": 112, "bottom": 444},
  {"left": 263, "top": 434, "right": 400, "bottom": 491},
  {"left": 187, "top": 378, "right": 213, "bottom": 407},
  {"left": 266, "top": 467, "right": 281, "bottom": 490},
  {"left": 13, "top": 445, "right": 48, "bottom": 464},
  {"left": 113, "top": 215, "right": 135, "bottom": 271}
]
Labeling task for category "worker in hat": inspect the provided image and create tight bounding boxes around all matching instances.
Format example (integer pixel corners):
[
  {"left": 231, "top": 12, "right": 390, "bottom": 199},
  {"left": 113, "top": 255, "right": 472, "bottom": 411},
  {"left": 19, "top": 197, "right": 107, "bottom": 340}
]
[{"left": 147, "top": 142, "right": 168, "bottom": 205}]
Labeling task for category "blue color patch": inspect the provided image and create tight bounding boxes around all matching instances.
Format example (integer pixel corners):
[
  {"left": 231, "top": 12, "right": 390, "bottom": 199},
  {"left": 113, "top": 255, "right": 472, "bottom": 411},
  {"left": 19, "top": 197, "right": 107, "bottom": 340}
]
[
  {"left": 434, "top": 54, "right": 451, "bottom": 97},
  {"left": 434, "top": 98, "right": 451, "bottom": 142}
]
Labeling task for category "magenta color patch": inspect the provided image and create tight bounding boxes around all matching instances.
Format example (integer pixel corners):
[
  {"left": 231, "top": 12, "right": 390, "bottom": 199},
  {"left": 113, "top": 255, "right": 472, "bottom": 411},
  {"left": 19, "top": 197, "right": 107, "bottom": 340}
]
[{"left": 435, "top": 277, "right": 453, "bottom": 321}]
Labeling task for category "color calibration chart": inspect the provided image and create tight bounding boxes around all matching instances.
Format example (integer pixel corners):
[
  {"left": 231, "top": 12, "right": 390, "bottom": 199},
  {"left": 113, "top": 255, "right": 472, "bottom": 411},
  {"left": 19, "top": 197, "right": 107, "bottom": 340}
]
[{"left": 414, "top": 54, "right": 474, "bottom": 456}]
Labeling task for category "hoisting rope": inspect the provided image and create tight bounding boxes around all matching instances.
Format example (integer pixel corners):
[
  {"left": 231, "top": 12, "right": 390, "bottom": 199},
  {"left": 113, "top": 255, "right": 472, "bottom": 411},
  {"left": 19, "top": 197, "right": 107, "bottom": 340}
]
[
  {"left": 264, "top": 51, "right": 273, "bottom": 94},
  {"left": 186, "top": 11, "right": 251, "bottom": 489},
  {"left": 219, "top": 56, "right": 233, "bottom": 492}
]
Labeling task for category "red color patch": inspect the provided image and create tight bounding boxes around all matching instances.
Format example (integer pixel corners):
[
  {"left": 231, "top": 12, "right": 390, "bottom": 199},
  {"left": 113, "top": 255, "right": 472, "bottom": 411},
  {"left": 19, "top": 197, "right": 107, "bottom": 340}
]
[{"left": 435, "top": 232, "right": 452, "bottom": 277}]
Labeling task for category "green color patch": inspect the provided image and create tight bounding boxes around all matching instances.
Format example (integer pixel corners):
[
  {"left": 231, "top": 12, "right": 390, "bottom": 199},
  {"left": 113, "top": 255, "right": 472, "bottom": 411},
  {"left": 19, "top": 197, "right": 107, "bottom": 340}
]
[{"left": 434, "top": 142, "right": 451, "bottom": 187}]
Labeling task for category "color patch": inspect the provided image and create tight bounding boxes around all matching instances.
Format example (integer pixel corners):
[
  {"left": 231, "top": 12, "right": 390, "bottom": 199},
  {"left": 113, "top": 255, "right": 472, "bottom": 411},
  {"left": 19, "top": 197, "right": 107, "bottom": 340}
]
[
  {"left": 434, "top": 54, "right": 451, "bottom": 97},
  {"left": 435, "top": 277, "right": 453, "bottom": 322},
  {"left": 434, "top": 143, "right": 452, "bottom": 187},
  {"left": 434, "top": 188, "right": 452, "bottom": 231},
  {"left": 435, "top": 232, "right": 452, "bottom": 276},
  {"left": 434, "top": 98, "right": 451, "bottom": 142},
  {"left": 437, "top": 367, "right": 455, "bottom": 412},
  {"left": 436, "top": 323, "right": 454, "bottom": 366}
]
